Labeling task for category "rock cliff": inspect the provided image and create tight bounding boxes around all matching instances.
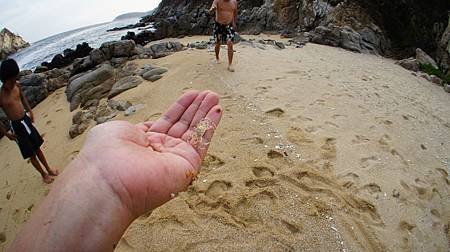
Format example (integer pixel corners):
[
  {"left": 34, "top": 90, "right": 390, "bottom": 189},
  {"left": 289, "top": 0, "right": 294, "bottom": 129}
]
[{"left": 0, "top": 28, "right": 30, "bottom": 60}]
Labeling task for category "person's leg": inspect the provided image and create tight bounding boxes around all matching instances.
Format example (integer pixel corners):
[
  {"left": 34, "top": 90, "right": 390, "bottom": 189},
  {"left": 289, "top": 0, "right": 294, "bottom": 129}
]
[
  {"left": 215, "top": 40, "right": 221, "bottom": 64},
  {"left": 29, "top": 155, "right": 54, "bottom": 184},
  {"left": 36, "top": 149, "right": 58, "bottom": 176},
  {"left": 227, "top": 40, "right": 234, "bottom": 72}
]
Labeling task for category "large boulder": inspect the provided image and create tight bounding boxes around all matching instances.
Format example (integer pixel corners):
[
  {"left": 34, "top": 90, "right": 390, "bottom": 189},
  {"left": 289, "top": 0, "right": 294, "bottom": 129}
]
[
  {"left": 41, "top": 42, "right": 93, "bottom": 70},
  {"left": 100, "top": 40, "right": 137, "bottom": 60},
  {"left": 437, "top": 14, "right": 450, "bottom": 74},
  {"left": 19, "top": 74, "right": 49, "bottom": 107},
  {"left": 416, "top": 48, "right": 438, "bottom": 69},
  {"left": 108, "top": 76, "right": 143, "bottom": 98},
  {"left": 396, "top": 58, "right": 420, "bottom": 72},
  {"left": 66, "top": 64, "right": 114, "bottom": 102}
]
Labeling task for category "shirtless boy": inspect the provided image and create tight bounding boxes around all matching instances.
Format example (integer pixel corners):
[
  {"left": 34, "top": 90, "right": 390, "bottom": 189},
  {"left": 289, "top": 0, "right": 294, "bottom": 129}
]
[
  {"left": 209, "top": 0, "right": 238, "bottom": 72},
  {"left": 0, "top": 59, "right": 58, "bottom": 184}
]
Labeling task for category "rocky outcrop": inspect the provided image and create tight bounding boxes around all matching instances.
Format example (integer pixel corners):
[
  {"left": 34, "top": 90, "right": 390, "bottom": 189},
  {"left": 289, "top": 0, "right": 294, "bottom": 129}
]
[
  {"left": 437, "top": 13, "right": 450, "bottom": 74},
  {"left": 41, "top": 42, "right": 93, "bottom": 70},
  {"left": 0, "top": 28, "right": 29, "bottom": 60},
  {"left": 137, "top": 0, "right": 449, "bottom": 58}
]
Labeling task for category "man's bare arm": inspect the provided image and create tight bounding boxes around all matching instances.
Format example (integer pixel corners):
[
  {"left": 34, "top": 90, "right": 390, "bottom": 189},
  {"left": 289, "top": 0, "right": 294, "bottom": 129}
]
[
  {"left": 17, "top": 82, "right": 34, "bottom": 121},
  {"left": 209, "top": 0, "right": 218, "bottom": 15}
]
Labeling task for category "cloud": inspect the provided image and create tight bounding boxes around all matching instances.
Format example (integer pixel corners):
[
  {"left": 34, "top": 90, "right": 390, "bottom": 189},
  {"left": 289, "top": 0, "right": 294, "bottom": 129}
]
[{"left": 0, "top": 0, "right": 161, "bottom": 42}]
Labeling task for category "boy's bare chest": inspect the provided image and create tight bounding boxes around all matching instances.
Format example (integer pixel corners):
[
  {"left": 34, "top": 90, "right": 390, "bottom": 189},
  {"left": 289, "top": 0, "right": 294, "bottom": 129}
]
[
  {"left": 0, "top": 88, "right": 21, "bottom": 108},
  {"left": 217, "top": 0, "right": 235, "bottom": 12}
]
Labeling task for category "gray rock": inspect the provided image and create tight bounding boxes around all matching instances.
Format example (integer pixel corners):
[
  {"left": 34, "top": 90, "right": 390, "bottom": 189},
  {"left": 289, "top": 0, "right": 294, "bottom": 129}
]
[
  {"left": 66, "top": 64, "right": 114, "bottom": 102},
  {"left": 430, "top": 75, "right": 443, "bottom": 86},
  {"left": 95, "top": 113, "right": 117, "bottom": 124},
  {"left": 444, "top": 84, "right": 450, "bottom": 93},
  {"left": 189, "top": 41, "right": 208, "bottom": 50},
  {"left": 20, "top": 74, "right": 47, "bottom": 87},
  {"left": 416, "top": 48, "right": 438, "bottom": 69},
  {"left": 420, "top": 73, "right": 432, "bottom": 81},
  {"left": 396, "top": 58, "right": 420, "bottom": 72},
  {"left": 19, "top": 74, "right": 49, "bottom": 107},
  {"left": 142, "top": 68, "right": 168, "bottom": 81},
  {"left": 108, "top": 100, "right": 132, "bottom": 111},
  {"left": 275, "top": 41, "right": 285, "bottom": 49},
  {"left": 340, "top": 26, "right": 362, "bottom": 53},
  {"left": 100, "top": 40, "right": 137, "bottom": 59},
  {"left": 310, "top": 25, "right": 341, "bottom": 47},
  {"left": 89, "top": 48, "right": 106, "bottom": 66},
  {"left": 148, "top": 75, "right": 163, "bottom": 82},
  {"left": 71, "top": 56, "right": 94, "bottom": 76},
  {"left": 34, "top": 66, "right": 49, "bottom": 73},
  {"left": 108, "top": 76, "right": 143, "bottom": 98},
  {"left": 113, "top": 40, "right": 136, "bottom": 58},
  {"left": 138, "top": 65, "right": 155, "bottom": 76},
  {"left": 111, "top": 57, "right": 128, "bottom": 66}
]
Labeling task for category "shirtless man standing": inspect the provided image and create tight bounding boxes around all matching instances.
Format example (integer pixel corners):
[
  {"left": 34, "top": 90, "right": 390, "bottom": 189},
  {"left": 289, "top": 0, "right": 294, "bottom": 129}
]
[
  {"left": 0, "top": 59, "right": 58, "bottom": 184},
  {"left": 209, "top": 0, "right": 238, "bottom": 72}
]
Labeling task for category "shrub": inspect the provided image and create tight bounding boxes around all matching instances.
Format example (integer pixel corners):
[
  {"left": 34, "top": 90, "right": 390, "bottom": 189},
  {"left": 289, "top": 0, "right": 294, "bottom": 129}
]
[{"left": 420, "top": 64, "right": 450, "bottom": 84}]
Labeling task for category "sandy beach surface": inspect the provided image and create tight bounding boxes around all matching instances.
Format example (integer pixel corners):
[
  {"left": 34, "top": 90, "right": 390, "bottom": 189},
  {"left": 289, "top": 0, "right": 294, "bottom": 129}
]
[{"left": 0, "top": 35, "right": 449, "bottom": 251}]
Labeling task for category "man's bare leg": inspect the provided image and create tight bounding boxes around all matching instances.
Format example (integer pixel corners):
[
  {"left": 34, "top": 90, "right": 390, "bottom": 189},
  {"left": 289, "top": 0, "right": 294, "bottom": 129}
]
[
  {"left": 215, "top": 41, "right": 221, "bottom": 64},
  {"left": 29, "top": 155, "right": 54, "bottom": 184},
  {"left": 227, "top": 40, "right": 234, "bottom": 72},
  {"left": 36, "top": 149, "right": 58, "bottom": 176}
]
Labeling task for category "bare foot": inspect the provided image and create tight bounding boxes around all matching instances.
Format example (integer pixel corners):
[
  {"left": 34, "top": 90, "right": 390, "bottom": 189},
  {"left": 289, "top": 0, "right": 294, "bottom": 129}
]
[
  {"left": 227, "top": 66, "right": 235, "bottom": 72},
  {"left": 216, "top": 59, "right": 221, "bottom": 64},
  {"left": 43, "top": 175, "right": 54, "bottom": 184},
  {"left": 49, "top": 169, "right": 59, "bottom": 176}
]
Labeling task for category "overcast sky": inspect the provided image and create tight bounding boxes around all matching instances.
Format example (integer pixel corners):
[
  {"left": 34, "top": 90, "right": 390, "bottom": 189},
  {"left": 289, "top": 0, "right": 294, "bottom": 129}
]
[{"left": 0, "top": 0, "right": 161, "bottom": 42}]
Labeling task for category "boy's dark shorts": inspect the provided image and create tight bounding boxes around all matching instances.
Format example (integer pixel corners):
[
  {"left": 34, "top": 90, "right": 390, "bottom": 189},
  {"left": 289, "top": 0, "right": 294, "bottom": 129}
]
[
  {"left": 10, "top": 114, "right": 44, "bottom": 159},
  {"left": 213, "top": 21, "right": 235, "bottom": 44}
]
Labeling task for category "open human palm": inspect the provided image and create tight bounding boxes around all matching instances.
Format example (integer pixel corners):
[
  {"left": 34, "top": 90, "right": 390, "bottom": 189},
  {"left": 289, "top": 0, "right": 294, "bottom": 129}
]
[{"left": 78, "top": 90, "right": 222, "bottom": 216}]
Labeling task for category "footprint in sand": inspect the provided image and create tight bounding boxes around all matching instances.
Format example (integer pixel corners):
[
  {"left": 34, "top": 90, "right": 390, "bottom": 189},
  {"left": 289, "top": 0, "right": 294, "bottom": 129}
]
[
  {"left": 281, "top": 219, "right": 303, "bottom": 234},
  {"left": 202, "top": 154, "right": 225, "bottom": 169},
  {"left": 245, "top": 178, "right": 278, "bottom": 188},
  {"left": 205, "top": 180, "right": 232, "bottom": 199},
  {"left": 6, "top": 191, "right": 12, "bottom": 200},
  {"left": 361, "top": 183, "right": 382, "bottom": 196},
  {"left": 320, "top": 138, "right": 337, "bottom": 160},
  {"left": 287, "top": 127, "right": 314, "bottom": 145},
  {"left": 0, "top": 232, "right": 6, "bottom": 243},
  {"left": 46, "top": 120, "right": 52, "bottom": 125},
  {"left": 265, "top": 108, "right": 285, "bottom": 117},
  {"left": 267, "top": 150, "right": 285, "bottom": 159},
  {"left": 232, "top": 190, "right": 277, "bottom": 224},
  {"left": 240, "top": 136, "right": 264, "bottom": 145},
  {"left": 324, "top": 121, "right": 340, "bottom": 128},
  {"left": 252, "top": 166, "right": 275, "bottom": 177},
  {"left": 339, "top": 172, "right": 360, "bottom": 189},
  {"left": 310, "top": 99, "right": 326, "bottom": 106},
  {"left": 359, "top": 156, "right": 381, "bottom": 169},
  {"left": 352, "top": 135, "right": 370, "bottom": 144}
]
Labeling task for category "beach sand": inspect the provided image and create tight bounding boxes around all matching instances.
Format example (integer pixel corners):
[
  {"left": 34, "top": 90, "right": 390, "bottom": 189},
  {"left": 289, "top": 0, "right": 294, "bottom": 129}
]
[{"left": 0, "top": 35, "right": 449, "bottom": 251}]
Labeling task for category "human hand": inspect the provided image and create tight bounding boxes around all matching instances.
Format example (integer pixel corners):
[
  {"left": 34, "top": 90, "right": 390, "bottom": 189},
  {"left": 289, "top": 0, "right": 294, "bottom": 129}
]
[{"left": 78, "top": 90, "right": 223, "bottom": 217}]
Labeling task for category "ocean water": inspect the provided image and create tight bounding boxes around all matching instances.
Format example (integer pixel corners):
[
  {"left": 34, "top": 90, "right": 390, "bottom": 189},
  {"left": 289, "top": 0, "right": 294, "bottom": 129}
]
[{"left": 10, "top": 18, "right": 148, "bottom": 71}]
